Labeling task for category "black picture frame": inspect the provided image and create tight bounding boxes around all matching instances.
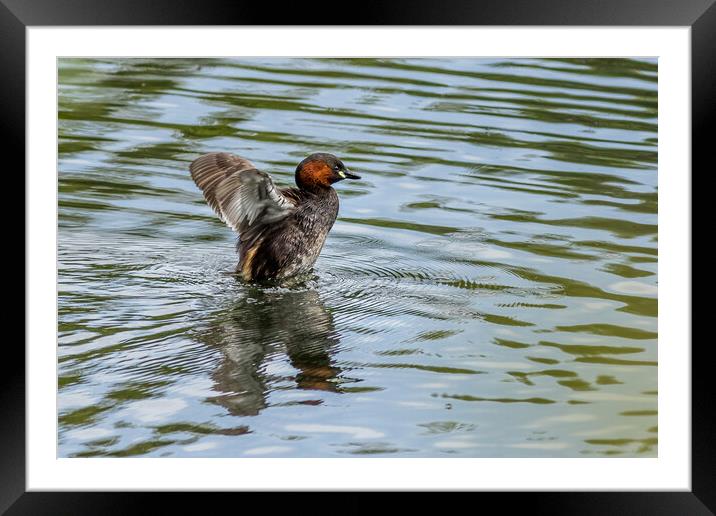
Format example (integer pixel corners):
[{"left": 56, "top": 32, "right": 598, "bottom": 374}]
[{"left": 6, "top": 0, "right": 707, "bottom": 512}]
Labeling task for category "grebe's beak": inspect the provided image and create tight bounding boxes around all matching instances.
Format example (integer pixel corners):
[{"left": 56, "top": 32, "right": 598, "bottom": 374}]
[{"left": 340, "top": 169, "right": 361, "bottom": 180}]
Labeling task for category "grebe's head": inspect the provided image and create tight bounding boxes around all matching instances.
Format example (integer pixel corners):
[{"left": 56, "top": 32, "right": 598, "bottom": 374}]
[{"left": 295, "top": 153, "right": 360, "bottom": 190}]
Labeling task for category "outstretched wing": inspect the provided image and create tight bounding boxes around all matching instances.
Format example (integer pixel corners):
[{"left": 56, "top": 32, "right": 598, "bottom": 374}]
[{"left": 189, "top": 152, "right": 297, "bottom": 234}]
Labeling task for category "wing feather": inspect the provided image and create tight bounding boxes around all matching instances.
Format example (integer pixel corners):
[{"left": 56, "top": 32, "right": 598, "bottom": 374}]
[{"left": 189, "top": 152, "right": 296, "bottom": 233}]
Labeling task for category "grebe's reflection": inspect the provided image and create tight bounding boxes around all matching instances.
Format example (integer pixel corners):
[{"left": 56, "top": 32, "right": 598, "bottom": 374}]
[{"left": 200, "top": 287, "right": 343, "bottom": 416}]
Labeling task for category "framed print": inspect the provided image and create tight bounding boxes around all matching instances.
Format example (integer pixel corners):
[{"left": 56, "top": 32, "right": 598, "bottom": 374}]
[{"left": 7, "top": 0, "right": 709, "bottom": 512}]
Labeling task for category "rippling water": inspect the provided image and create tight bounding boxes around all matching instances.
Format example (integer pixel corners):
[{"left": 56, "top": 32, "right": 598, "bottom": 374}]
[{"left": 58, "top": 57, "right": 657, "bottom": 457}]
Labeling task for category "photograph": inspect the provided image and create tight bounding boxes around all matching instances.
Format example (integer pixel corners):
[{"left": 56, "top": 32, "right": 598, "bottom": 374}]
[{"left": 56, "top": 56, "right": 659, "bottom": 459}]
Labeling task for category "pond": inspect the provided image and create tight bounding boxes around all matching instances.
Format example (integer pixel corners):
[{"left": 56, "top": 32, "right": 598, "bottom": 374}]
[{"left": 58, "top": 57, "right": 657, "bottom": 457}]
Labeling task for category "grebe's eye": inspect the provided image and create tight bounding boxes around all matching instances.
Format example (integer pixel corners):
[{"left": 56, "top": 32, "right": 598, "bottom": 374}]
[{"left": 333, "top": 165, "right": 340, "bottom": 171}]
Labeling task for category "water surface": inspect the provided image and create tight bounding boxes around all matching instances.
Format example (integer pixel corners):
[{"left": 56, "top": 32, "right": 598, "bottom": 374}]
[{"left": 58, "top": 57, "right": 657, "bottom": 457}]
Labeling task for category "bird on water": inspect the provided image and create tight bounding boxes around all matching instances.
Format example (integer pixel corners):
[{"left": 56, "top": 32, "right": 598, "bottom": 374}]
[{"left": 189, "top": 152, "right": 360, "bottom": 282}]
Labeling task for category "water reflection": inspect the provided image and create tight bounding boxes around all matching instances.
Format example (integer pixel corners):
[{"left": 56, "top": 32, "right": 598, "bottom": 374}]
[{"left": 201, "top": 285, "right": 343, "bottom": 416}]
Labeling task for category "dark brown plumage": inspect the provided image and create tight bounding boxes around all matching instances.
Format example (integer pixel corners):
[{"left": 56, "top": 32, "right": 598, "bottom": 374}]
[{"left": 189, "top": 152, "right": 360, "bottom": 281}]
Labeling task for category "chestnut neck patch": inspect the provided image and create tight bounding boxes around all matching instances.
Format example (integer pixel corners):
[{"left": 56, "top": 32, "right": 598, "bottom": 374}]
[{"left": 296, "top": 160, "right": 333, "bottom": 190}]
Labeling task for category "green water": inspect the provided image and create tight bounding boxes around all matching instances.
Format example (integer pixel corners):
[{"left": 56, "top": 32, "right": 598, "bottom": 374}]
[{"left": 58, "top": 57, "right": 657, "bottom": 457}]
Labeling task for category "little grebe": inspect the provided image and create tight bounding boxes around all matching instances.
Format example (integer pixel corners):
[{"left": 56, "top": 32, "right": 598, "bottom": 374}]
[{"left": 190, "top": 152, "right": 360, "bottom": 281}]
